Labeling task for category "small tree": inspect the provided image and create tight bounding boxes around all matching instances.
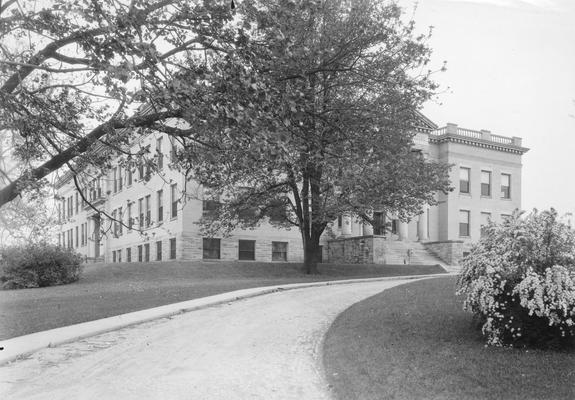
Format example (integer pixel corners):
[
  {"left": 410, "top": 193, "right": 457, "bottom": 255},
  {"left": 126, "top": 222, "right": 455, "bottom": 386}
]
[
  {"left": 457, "top": 209, "right": 575, "bottom": 348},
  {"left": 167, "top": 0, "right": 450, "bottom": 273}
]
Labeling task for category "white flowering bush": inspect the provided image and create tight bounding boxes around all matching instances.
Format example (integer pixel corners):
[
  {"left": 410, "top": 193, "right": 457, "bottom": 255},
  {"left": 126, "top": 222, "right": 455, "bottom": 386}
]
[{"left": 456, "top": 209, "right": 575, "bottom": 348}]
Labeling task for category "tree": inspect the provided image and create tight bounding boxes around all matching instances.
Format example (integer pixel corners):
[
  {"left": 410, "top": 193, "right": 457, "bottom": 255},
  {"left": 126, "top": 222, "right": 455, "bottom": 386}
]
[
  {"left": 0, "top": 0, "right": 236, "bottom": 207},
  {"left": 164, "top": 0, "right": 451, "bottom": 273}
]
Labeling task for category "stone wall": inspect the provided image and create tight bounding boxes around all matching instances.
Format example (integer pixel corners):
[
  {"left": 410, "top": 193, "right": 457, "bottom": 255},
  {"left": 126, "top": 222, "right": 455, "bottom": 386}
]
[
  {"left": 423, "top": 240, "right": 464, "bottom": 265},
  {"left": 327, "top": 236, "right": 388, "bottom": 264}
]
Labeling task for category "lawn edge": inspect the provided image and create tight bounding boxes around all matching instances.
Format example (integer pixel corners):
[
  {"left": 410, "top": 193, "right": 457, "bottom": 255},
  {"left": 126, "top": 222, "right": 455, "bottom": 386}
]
[{"left": 0, "top": 272, "right": 455, "bottom": 366}]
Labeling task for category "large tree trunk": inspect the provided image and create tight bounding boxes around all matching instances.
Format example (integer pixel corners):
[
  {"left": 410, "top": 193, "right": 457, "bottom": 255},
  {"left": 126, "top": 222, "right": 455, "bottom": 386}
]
[{"left": 303, "top": 234, "right": 322, "bottom": 274}]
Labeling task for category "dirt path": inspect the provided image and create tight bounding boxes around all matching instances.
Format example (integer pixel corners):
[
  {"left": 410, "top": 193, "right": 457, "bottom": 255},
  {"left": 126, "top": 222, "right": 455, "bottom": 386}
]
[{"left": 0, "top": 279, "right": 413, "bottom": 399}]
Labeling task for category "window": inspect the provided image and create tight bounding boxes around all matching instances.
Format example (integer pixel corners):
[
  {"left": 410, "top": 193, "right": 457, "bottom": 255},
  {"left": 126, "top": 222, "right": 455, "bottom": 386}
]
[
  {"left": 112, "top": 250, "right": 116, "bottom": 263},
  {"left": 171, "top": 184, "right": 178, "bottom": 218},
  {"left": 156, "top": 240, "right": 162, "bottom": 261},
  {"left": 138, "top": 245, "right": 143, "bottom": 262},
  {"left": 80, "top": 223, "right": 84, "bottom": 246},
  {"left": 118, "top": 166, "right": 123, "bottom": 191},
  {"left": 113, "top": 167, "right": 118, "bottom": 193},
  {"left": 202, "top": 199, "right": 219, "bottom": 218},
  {"left": 75, "top": 192, "right": 79, "bottom": 214},
  {"left": 203, "top": 238, "right": 221, "bottom": 259},
  {"left": 337, "top": 215, "right": 342, "bottom": 228},
  {"left": 480, "top": 212, "right": 491, "bottom": 237},
  {"left": 138, "top": 198, "right": 144, "bottom": 230},
  {"left": 145, "top": 195, "right": 151, "bottom": 227},
  {"left": 459, "top": 210, "right": 470, "bottom": 237},
  {"left": 126, "top": 248, "right": 131, "bottom": 262},
  {"left": 128, "top": 203, "right": 133, "bottom": 230},
  {"left": 156, "top": 137, "right": 163, "bottom": 169},
  {"left": 112, "top": 209, "right": 118, "bottom": 237},
  {"left": 238, "top": 240, "right": 256, "bottom": 260},
  {"left": 501, "top": 173, "right": 511, "bottom": 199},
  {"left": 272, "top": 241, "right": 288, "bottom": 261},
  {"left": 170, "top": 238, "right": 176, "bottom": 259},
  {"left": 117, "top": 207, "right": 123, "bottom": 236},
  {"left": 75, "top": 226, "right": 79, "bottom": 248},
  {"left": 127, "top": 168, "right": 133, "bottom": 186},
  {"left": 170, "top": 140, "right": 177, "bottom": 163},
  {"left": 157, "top": 190, "right": 163, "bottom": 223},
  {"left": 138, "top": 164, "right": 144, "bottom": 180},
  {"left": 117, "top": 249, "right": 122, "bottom": 263},
  {"left": 144, "top": 243, "right": 150, "bottom": 262},
  {"left": 481, "top": 170, "right": 491, "bottom": 197},
  {"left": 460, "top": 167, "right": 470, "bottom": 194}
]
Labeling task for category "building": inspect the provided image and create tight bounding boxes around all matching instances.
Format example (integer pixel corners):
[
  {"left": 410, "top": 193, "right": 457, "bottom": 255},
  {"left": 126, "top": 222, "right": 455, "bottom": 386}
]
[
  {"left": 55, "top": 133, "right": 304, "bottom": 264},
  {"left": 323, "top": 121, "right": 528, "bottom": 265},
  {"left": 55, "top": 118, "right": 528, "bottom": 266}
]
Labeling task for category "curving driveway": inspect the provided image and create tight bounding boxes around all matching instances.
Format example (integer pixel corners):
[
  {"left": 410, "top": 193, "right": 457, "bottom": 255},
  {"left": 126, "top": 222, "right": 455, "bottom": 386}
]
[{"left": 0, "top": 278, "right": 415, "bottom": 399}]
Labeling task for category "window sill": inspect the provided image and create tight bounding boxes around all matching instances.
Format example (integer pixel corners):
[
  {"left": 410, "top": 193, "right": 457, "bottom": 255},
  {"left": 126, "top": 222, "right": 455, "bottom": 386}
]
[
  {"left": 459, "top": 192, "right": 471, "bottom": 196},
  {"left": 480, "top": 195, "right": 492, "bottom": 199}
]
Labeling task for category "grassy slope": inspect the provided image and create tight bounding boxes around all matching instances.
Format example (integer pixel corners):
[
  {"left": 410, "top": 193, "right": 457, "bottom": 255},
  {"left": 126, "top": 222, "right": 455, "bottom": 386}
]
[
  {"left": 0, "top": 261, "right": 444, "bottom": 340},
  {"left": 323, "top": 276, "right": 575, "bottom": 400}
]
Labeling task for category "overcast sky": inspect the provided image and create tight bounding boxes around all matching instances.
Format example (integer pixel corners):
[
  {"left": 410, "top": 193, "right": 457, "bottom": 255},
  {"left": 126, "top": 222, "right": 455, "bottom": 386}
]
[{"left": 398, "top": 0, "right": 575, "bottom": 219}]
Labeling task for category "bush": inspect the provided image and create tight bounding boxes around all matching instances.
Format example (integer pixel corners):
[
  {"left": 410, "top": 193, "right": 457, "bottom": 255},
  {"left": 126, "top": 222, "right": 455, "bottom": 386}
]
[
  {"left": 0, "top": 242, "right": 83, "bottom": 289},
  {"left": 456, "top": 209, "right": 575, "bottom": 349}
]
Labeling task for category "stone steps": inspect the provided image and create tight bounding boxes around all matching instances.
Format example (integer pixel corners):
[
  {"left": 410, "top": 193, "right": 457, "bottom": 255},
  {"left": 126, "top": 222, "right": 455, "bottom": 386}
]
[{"left": 383, "top": 240, "right": 446, "bottom": 266}]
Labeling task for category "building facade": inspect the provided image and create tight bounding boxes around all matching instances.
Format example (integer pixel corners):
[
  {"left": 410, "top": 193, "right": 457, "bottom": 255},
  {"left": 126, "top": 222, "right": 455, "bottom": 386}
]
[{"left": 55, "top": 119, "right": 528, "bottom": 266}]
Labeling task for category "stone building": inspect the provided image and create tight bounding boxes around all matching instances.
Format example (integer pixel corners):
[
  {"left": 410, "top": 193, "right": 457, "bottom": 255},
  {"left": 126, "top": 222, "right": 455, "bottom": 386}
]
[
  {"left": 55, "top": 117, "right": 528, "bottom": 266},
  {"left": 324, "top": 121, "right": 528, "bottom": 265}
]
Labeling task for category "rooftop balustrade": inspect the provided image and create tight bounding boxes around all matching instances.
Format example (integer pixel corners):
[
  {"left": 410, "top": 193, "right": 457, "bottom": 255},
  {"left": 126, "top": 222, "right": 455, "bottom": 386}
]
[{"left": 430, "top": 123, "right": 522, "bottom": 147}]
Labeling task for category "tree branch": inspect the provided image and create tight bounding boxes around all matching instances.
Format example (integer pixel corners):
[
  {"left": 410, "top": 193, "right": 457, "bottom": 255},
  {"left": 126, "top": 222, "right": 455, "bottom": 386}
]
[{"left": 0, "top": 109, "right": 181, "bottom": 207}]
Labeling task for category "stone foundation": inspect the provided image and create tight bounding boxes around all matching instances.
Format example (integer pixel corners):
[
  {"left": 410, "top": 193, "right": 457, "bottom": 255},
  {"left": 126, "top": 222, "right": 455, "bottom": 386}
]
[{"left": 423, "top": 240, "right": 464, "bottom": 265}]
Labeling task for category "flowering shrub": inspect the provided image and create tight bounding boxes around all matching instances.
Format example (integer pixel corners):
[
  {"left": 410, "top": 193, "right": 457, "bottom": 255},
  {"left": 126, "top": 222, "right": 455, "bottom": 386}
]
[
  {"left": 0, "top": 242, "right": 83, "bottom": 289},
  {"left": 456, "top": 209, "right": 575, "bottom": 348}
]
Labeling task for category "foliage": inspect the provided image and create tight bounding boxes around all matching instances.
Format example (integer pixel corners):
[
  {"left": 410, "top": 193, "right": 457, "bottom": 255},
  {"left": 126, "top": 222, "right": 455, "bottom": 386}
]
[
  {"left": 0, "top": 242, "right": 83, "bottom": 289},
  {"left": 0, "top": 184, "right": 58, "bottom": 246},
  {"left": 1, "top": 0, "right": 450, "bottom": 274},
  {"left": 166, "top": 0, "right": 450, "bottom": 272},
  {"left": 457, "top": 209, "right": 575, "bottom": 348},
  {"left": 0, "top": 0, "right": 237, "bottom": 207}
]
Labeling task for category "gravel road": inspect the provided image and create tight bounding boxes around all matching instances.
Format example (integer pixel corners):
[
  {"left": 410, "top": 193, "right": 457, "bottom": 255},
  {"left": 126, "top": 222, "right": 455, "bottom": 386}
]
[{"left": 0, "top": 278, "right": 413, "bottom": 399}]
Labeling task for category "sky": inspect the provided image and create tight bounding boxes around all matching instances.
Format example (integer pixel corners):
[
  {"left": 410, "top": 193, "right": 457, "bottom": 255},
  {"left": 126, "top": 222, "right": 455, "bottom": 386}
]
[{"left": 398, "top": 0, "right": 575, "bottom": 219}]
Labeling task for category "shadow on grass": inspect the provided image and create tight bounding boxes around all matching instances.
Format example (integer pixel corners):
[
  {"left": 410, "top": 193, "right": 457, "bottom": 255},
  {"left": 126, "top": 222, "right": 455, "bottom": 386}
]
[
  {"left": 323, "top": 276, "right": 575, "bottom": 400},
  {"left": 0, "top": 261, "right": 445, "bottom": 340}
]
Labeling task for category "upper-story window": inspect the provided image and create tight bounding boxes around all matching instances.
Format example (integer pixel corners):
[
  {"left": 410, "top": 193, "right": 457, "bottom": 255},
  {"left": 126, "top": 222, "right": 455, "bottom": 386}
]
[
  {"left": 113, "top": 167, "right": 118, "bottom": 193},
  {"left": 157, "top": 189, "right": 163, "bottom": 223},
  {"left": 480, "top": 212, "right": 491, "bottom": 237},
  {"left": 501, "top": 173, "right": 511, "bottom": 199},
  {"left": 459, "top": 210, "right": 470, "bottom": 237},
  {"left": 138, "top": 198, "right": 144, "bottom": 230},
  {"left": 171, "top": 184, "right": 179, "bottom": 218},
  {"left": 459, "top": 167, "right": 470, "bottom": 194},
  {"left": 127, "top": 168, "right": 133, "bottom": 186},
  {"left": 145, "top": 195, "right": 151, "bottom": 227},
  {"left": 170, "top": 138, "right": 177, "bottom": 163},
  {"left": 118, "top": 166, "right": 123, "bottom": 191},
  {"left": 481, "top": 170, "right": 491, "bottom": 197},
  {"left": 156, "top": 138, "right": 163, "bottom": 170}
]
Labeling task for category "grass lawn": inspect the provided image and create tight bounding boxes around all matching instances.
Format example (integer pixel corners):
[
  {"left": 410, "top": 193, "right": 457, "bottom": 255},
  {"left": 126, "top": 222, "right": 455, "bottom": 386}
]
[
  {"left": 323, "top": 276, "right": 575, "bottom": 400},
  {"left": 0, "top": 261, "right": 444, "bottom": 340}
]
